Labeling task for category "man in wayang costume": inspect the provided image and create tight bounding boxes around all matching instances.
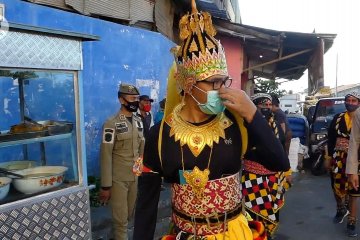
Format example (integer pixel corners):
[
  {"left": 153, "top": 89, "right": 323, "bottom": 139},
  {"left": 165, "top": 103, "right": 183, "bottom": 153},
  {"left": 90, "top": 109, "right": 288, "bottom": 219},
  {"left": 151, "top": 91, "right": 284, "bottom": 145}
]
[
  {"left": 241, "top": 93, "right": 291, "bottom": 239},
  {"left": 271, "top": 94, "right": 292, "bottom": 154},
  {"left": 327, "top": 92, "right": 360, "bottom": 237},
  {"left": 133, "top": 1, "right": 289, "bottom": 239}
]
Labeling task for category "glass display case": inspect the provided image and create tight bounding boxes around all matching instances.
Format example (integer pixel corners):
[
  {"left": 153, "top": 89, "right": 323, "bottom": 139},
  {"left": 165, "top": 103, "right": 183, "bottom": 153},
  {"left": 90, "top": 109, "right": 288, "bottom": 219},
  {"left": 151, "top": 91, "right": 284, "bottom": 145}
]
[
  {"left": 0, "top": 16, "right": 98, "bottom": 239},
  {"left": 0, "top": 69, "right": 80, "bottom": 203}
]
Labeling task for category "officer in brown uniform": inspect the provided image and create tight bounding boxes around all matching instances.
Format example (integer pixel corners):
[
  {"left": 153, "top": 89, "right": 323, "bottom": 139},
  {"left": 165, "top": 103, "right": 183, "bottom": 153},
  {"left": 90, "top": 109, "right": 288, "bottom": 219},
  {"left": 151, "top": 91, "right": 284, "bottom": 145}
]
[{"left": 99, "top": 83, "right": 145, "bottom": 240}]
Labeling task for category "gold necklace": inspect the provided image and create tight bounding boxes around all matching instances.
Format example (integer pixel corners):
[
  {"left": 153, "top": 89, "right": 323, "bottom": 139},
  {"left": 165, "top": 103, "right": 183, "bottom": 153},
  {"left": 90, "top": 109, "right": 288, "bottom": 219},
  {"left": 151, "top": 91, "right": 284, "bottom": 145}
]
[
  {"left": 181, "top": 145, "right": 213, "bottom": 198},
  {"left": 166, "top": 103, "right": 231, "bottom": 198},
  {"left": 166, "top": 103, "right": 232, "bottom": 157}
]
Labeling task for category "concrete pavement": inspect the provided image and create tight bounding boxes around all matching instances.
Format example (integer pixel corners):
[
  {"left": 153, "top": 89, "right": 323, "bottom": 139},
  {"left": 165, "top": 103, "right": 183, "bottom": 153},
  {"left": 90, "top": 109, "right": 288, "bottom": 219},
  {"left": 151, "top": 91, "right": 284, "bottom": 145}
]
[{"left": 276, "top": 171, "right": 359, "bottom": 240}]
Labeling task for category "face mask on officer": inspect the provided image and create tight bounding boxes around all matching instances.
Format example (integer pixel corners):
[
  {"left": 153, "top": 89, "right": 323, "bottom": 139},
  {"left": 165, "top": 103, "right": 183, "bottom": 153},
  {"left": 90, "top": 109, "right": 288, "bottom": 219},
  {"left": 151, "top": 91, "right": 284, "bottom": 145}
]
[{"left": 122, "top": 98, "right": 139, "bottom": 112}]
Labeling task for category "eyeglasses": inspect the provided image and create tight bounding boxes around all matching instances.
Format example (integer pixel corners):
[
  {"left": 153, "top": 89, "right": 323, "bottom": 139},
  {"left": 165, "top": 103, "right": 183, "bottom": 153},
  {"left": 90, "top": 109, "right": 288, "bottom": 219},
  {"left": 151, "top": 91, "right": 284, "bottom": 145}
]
[{"left": 205, "top": 77, "right": 233, "bottom": 90}]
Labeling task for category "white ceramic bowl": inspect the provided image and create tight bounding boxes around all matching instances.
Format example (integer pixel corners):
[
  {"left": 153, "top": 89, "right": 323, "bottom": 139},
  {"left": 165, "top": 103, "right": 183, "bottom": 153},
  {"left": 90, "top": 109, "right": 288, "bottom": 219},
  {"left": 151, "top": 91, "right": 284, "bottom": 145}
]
[
  {"left": 0, "top": 177, "right": 12, "bottom": 200},
  {"left": 12, "top": 166, "right": 68, "bottom": 194},
  {"left": 0, "top": 160, "right": 37, "bottom": 171}
]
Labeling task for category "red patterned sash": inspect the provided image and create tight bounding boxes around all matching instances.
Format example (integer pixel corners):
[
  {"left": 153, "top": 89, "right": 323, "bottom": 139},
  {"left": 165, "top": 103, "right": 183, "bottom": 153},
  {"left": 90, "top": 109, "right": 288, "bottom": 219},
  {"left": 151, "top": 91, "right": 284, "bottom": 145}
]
[
  {"left": 171, "top": 173, "right": 241, "bottom": 235},
  {"left": 243, "top": 159, "right": 276, "bottom": 175}
]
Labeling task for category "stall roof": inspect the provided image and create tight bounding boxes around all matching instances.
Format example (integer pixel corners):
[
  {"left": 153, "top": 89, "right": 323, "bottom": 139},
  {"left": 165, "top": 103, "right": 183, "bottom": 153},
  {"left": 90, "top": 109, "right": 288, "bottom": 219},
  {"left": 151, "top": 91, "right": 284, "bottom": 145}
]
[
  {"left": 213, "top": 18, "right": 336, "bottom": 81},
  {"left": 8, "top": 22, "right": 100, "bottom": 41}
]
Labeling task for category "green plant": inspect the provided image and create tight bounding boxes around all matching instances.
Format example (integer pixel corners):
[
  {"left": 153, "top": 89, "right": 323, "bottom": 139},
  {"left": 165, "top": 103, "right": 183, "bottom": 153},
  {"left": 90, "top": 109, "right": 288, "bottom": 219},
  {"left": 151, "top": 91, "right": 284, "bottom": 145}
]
[
  {"left": 88, "top": 176, "right": 101, "bottom": 207},
  {"left": 255, "top": 79, "right": 287, "bottom": 97}
]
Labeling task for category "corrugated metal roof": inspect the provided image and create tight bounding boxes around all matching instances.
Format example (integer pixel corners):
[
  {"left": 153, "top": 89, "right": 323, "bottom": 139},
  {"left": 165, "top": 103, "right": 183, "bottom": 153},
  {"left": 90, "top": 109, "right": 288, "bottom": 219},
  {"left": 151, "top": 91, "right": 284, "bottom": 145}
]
[
  {"left": 64, "top": 0, "right": 84, "bottom": 13},
  {"left": 188, "top": 0, "right": 231, "bottom": 20},
  {"left": 28, "top": 0, "right": 73, "bottom": 11},
  {"left": 130, "top": 0, "right": 154, "bottom": 24},
  {"left": 35, "top": 0, "right": 154, "bottom": 24},
  {"left": 213, "top": 18, "right": 336, "bottom": 81},
  {"left": 155, "top": 0, "right": 174, "bottom": 40},
  {"left": 85, "top": 0, "right": 130, "bottom": 19}
]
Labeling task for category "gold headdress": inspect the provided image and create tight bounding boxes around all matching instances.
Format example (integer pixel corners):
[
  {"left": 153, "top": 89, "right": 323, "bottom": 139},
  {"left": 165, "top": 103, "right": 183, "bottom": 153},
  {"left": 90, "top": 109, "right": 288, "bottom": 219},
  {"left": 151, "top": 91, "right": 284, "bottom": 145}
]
[{"left": 173, "top": 0, "right": 228, "bottom": 93}]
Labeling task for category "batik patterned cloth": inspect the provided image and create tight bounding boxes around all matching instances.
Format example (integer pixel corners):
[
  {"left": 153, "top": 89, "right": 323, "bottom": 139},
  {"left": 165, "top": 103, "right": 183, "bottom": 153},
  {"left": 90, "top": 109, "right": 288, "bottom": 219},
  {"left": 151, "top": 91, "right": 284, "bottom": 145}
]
[
  {"left": 240, "top": 109, "right": 290, "bottom": 236},
  {"left": 160, "top": 172, "right": 263, "bottom": 239},
  {"left": 171, "top": 173, "right": 242, "bottom": 235},
  {"left": 331, "top": 113, "right": 351, "bottom": 199},
  {"left": 241, "top": 171, "right": 286, "bottom": 235},
  {"left": 332, "top": 140, "right": 349, "bottom": 198}
]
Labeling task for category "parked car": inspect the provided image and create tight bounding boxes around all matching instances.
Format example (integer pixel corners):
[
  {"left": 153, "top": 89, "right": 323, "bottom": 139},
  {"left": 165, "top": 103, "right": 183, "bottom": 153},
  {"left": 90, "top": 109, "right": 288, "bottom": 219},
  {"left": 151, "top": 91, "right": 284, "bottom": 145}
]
[{"left": 308, "top": 97, "right": 346, "bottom": 155}]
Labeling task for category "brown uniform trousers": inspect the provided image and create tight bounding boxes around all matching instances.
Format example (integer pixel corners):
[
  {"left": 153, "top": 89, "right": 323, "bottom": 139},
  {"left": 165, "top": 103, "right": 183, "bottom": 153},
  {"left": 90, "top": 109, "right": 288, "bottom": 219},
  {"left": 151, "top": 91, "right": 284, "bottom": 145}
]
[{"left": 100, "top": 112, "right": 144, "bottom": 240}]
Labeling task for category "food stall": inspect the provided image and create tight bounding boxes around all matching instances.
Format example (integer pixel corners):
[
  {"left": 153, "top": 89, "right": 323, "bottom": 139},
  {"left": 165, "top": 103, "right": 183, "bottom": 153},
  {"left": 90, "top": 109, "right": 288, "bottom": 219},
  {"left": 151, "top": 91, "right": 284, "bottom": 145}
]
[{"left": 0, "top": 19, "right": 98, "bottom": 238}]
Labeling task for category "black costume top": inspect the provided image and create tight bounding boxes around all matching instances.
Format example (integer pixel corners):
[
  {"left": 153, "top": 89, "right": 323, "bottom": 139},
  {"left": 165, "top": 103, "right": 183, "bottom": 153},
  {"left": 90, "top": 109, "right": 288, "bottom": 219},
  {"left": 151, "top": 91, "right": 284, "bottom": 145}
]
[
  {"left": 137, "top": 112, "right": 152, "bottom": 139},
  {"left": 327, "top": 112, "right": 351, "bottom": 156},
  {"left": 133, "top": 110, "right": 290, "bottom": 240}
]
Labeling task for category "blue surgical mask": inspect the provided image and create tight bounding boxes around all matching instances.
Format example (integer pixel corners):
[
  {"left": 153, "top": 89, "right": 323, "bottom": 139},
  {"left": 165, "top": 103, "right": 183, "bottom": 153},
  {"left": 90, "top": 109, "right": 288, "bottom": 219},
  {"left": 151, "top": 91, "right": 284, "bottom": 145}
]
[{"left": 191, "top": 86, "right": 225, "bottom": 115}]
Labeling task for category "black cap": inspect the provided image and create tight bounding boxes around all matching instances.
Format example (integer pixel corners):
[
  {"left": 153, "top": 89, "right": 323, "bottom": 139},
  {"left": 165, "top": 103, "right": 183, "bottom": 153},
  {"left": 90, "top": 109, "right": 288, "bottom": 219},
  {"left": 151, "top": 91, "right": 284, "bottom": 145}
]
[{"left": 139, "top": 95, "right": 154, "bottom": 102}]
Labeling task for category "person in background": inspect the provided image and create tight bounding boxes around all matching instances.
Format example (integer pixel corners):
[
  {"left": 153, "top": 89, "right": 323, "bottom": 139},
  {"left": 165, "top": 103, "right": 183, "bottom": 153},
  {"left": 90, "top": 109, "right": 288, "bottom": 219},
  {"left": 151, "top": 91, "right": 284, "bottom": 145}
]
[
  {"left": 271, "top": 94, "right": 292, "bottom": 155},
  {"left": 241, "top": 93, "right": 291, "bottom": 239},
  {"left": 346, "top": 106, "right": 360, "bottom": 237},
  {"left": 154, "top": 98, "right": 166, "bottom": 124},
  {"left": 138, "top": 95, "right": 154, "bottom": 139},
  {"left": 326, "top": 92, "right": 360, "bottom": 237},
  {"left": 154, "top": 98, "right": 167, "bottom": 191},
  {"left": 99, "top": 83, "right": 145, "bottom": 240},
  {"left": 133, "top": 1, "right": 289, "bottom": 239}
]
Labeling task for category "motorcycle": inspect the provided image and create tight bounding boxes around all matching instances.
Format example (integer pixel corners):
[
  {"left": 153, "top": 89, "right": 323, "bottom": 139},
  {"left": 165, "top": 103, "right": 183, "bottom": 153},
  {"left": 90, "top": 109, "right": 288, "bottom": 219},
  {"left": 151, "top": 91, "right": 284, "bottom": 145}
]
[{"left": 311, "top": 138, "right": 328, "bottom": 176}]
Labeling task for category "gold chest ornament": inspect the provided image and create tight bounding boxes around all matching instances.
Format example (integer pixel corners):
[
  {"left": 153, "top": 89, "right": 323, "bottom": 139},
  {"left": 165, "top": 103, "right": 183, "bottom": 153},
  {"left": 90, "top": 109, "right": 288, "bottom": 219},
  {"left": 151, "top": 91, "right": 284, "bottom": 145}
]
[
  {"left": 183, "top": 166, "right": 210, "bottom": 198},
  {"left": 166, "top": 104, "right": 232, "bottom": 197}
]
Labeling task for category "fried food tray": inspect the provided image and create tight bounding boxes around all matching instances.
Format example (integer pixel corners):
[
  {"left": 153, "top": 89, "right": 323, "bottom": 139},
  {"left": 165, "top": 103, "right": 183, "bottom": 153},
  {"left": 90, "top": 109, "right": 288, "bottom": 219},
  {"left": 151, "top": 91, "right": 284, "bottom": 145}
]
[{"left": 0, "top": 121, "right": 73, "bottom": 142}]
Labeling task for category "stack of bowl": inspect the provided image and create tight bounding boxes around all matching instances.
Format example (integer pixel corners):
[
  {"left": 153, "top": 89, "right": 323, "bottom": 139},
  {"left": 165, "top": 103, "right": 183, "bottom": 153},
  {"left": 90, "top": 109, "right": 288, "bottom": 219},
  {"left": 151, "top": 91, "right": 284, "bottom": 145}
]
[{"left": 0, "top": 177, "right": 12, "bottom": 200}]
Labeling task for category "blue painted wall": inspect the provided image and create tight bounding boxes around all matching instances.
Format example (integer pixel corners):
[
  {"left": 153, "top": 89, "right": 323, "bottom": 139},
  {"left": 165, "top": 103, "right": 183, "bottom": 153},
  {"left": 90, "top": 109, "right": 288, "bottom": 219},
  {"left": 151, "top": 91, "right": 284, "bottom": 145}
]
[{"left": 0, "top": 0, "right": 174, "bottom": 176}]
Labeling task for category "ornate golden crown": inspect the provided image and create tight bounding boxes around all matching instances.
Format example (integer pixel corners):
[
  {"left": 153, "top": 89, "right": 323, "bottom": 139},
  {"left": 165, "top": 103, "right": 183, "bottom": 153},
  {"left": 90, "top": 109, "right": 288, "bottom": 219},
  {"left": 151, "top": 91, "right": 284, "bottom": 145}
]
[{"left": 173, "top": 0, "right": 228, "bottom": 93}]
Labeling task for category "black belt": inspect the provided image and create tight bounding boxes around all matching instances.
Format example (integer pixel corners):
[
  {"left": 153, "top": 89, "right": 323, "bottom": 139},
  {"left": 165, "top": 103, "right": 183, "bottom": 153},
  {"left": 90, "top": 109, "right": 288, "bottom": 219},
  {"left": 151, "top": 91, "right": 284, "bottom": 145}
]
[{"left": 172, "top": 204, "right": 242, "bottom": 224}]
